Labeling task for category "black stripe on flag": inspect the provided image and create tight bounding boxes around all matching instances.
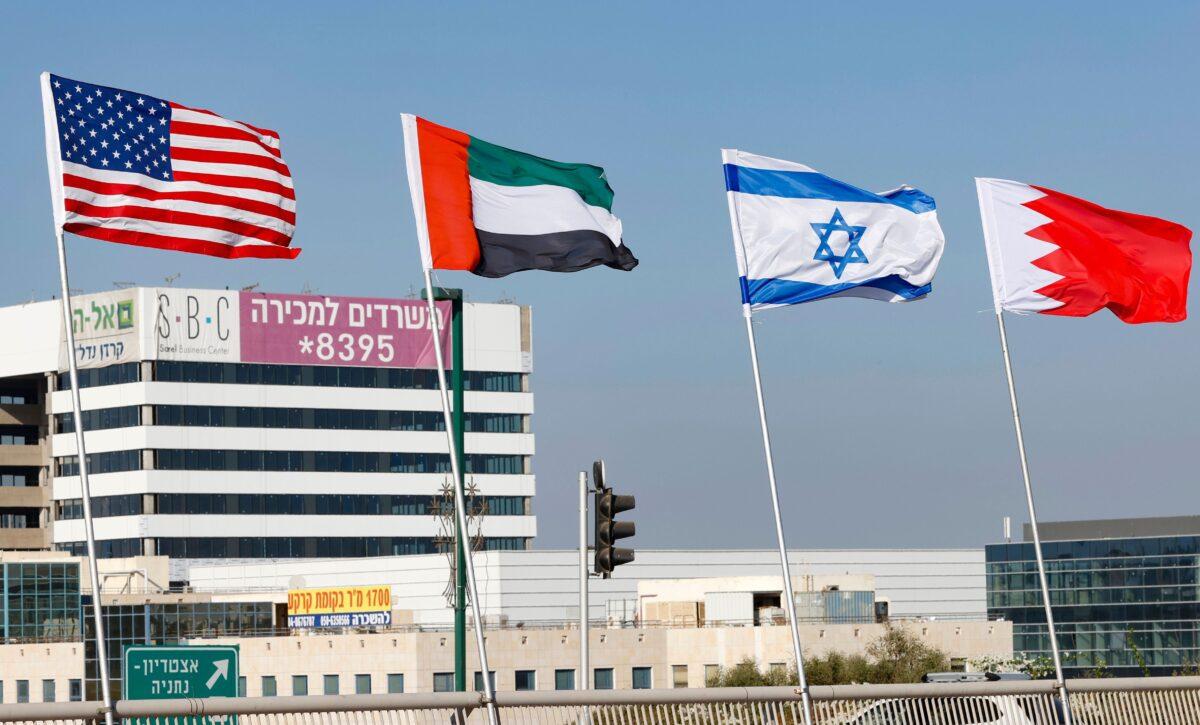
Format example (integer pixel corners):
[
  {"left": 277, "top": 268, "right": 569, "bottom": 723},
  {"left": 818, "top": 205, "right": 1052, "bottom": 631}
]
[{"left": 473, "top": 229, "right": 639, "bottom": 278}]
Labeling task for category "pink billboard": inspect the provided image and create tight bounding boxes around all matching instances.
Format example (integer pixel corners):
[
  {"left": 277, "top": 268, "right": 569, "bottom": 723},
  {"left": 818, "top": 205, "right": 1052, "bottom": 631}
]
[{"left": 239, "top": 292, "right": 451, "bottom": 369}]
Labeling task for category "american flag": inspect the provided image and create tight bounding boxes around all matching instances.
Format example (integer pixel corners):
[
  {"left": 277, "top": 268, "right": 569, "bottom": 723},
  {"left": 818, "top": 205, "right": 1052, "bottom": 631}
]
[{"left": 41, "top": 73, "right": 298, "bottom": 259}]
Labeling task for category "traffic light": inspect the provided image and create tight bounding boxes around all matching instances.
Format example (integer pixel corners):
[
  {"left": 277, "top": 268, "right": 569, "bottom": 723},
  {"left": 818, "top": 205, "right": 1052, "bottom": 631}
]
[{"left": 593, "top": 459, "right": 635, "bottom": 578}]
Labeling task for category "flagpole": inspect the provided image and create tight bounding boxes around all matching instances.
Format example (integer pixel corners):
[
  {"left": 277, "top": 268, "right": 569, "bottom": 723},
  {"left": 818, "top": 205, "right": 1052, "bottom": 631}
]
[
  {"left": 741, "top": 306, "right": 815, "bottom": 725},
  {"left": 421, "top": 271, "right": 500, "bottom": 725},
  {"left": 994, "top": 311, "right": 1073, "bottom": 724},
  {"left": 53, "top": 230, "right": 116, "bottom": 725},
  {"left": 40, "top": 73, "right": 115, "bottom": 725}
]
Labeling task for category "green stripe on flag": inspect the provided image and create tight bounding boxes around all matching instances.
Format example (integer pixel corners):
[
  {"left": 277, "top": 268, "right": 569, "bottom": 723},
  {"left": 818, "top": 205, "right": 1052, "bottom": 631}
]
[{"left": 467, "top": 136, "right": 615, "bottom": 211}]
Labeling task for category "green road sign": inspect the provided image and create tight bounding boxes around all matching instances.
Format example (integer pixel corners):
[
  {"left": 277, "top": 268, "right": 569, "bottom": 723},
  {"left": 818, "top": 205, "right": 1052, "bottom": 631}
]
[{"left": 123, "top": 644, "right": 239, "bottom": 724}]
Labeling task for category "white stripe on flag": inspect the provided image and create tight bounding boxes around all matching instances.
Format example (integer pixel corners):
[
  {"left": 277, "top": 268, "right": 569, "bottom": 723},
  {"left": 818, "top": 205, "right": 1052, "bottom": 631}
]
[
  {"left": 63, "top": 187, "right": 295, "bottom": 236},
  {"left": 171, "top": 159, "right": 294, "bottom": 188},
  {"left": 170, "top": 134, "right": 281, "bottom": 160},
  {"left": 172, "top": 108, "right": 281, "bottom": 149},
  {"left": 61, "top": 162, "right": 295, "bottom": 211},
  {"left": 469, "top": 178, "right": 622, "bottom": 243},
  {"left": 64, "top": 213, "right": 287, "bottom": 248}
]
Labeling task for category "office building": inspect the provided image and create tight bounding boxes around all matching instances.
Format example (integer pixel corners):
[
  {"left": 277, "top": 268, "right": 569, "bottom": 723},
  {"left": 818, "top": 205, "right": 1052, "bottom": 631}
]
[
  {"left": 987, "top": 515, "right": 1200, "bottom": 676},
  {"left": 0, "top": 287, "right": 535, "bottom": 576},
  {"left": 0, "top": 551, "right": 1009, "bottom": 702}
]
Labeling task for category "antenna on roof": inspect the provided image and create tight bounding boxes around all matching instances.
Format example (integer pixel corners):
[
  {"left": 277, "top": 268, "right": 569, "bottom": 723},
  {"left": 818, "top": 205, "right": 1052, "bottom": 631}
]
[
  {"left": 241, "top": 283, "right": 260, "bottom": 292},
  {"left": 301, "top": 281, "right": 318, "bottom": 295},
  {"left": 164, "top": 273, "right": 181, "bottom": 286}
]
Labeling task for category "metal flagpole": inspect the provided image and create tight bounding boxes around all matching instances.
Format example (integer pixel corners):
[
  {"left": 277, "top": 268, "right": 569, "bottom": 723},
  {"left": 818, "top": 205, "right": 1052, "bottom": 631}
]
[
  {"left": 741, "top": 306, "right": 814, "bottom": 725},
  {"left": 579, "top": 470, "right": 590, "bottom": 724},
  {"left": 994, "top": 311, "right": 1074, "bottom": 725},
  {"left": 53, "top": 229, "right": 116, "bottom": 725},
  {"left": 422, "top": 272, "right": 500, "bottom": 725}
]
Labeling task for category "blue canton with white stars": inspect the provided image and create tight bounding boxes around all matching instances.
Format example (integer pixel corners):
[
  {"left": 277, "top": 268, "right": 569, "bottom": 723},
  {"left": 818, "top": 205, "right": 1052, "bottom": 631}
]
[{"left": 50, "top": 74, "right": 174, "bottom": 181}]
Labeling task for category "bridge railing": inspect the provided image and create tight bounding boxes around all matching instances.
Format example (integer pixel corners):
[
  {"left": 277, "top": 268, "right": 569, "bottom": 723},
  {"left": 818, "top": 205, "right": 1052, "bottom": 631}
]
[{"left": 2, "top": 675, "right": 1199, "bottom": 724}]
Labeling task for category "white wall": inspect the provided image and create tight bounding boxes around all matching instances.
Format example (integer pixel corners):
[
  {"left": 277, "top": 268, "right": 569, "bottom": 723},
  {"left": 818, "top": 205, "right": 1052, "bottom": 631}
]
[{"left": 190, "top": 548, "right": 985, "bottom": 627}]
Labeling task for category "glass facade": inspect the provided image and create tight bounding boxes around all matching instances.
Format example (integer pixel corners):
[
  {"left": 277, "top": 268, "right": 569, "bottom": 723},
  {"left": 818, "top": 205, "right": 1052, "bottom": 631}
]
[
  {"left": 149, "top": 361, "right": 523, "bottom": 392},
  {"left": 83, "top": 599, "right": 274, "bottom": 701},
  {"left": 986, "top": 535, "right": 1200, "bottom": 676},
  {"left": 2, "top": 562, "right": 81, "bottom": 642},
  {"left": 58, "top": 536, "right": 531, "bottom": 559},
  {"left": 56, "top": 494, "right": 529, "bottom": 519},
  {"left": 57, "top": 449, "right": 525, "bottom": 476}
]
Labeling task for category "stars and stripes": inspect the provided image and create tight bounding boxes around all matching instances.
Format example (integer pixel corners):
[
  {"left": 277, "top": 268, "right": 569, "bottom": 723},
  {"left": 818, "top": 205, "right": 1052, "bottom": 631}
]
[{"left": 40, "top": 73, "right": 299, "bottom": 259}]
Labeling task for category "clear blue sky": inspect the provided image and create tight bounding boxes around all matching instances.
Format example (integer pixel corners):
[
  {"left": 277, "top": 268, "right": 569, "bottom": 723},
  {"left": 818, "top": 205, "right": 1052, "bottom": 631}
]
[{"left": 1, "top": 2, "right": 1196, "bottom": 550}]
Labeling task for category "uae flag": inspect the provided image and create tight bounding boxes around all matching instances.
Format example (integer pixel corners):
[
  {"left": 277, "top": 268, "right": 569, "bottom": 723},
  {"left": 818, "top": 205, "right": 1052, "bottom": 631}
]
[{"left": 402, "top": 114, "right": 637, "bottom": 277}]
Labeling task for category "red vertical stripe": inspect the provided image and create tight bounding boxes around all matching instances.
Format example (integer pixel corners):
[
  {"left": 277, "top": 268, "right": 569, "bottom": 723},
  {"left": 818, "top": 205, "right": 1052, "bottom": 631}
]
[{"left": 416, "top": 117, "right": 479, "bottom": 271}]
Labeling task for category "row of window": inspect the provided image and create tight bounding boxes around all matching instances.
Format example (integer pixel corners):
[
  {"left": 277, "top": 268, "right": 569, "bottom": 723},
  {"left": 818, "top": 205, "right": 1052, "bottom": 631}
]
[
  {"left": 0, "top": 679, "right": 81, "bottom": 703},
  {"left": 54, "top": 450, "right": 142, "bottom": 476},
  {"left": 55, "top": 362, "right": 140, "bottom": 390},
  {"left": 59, "top": 536, "right": 530, "bottom": 559},
  {"left": 262, "top": 673, "right": 405, "bottom": 697},
  {"left": 0, "top": 513, "right": 36, "bottom": 529},
  {"left": 989, "top": 557, "right": 1200, "bottom": 577},
  {"left": 55, "top": 493, "right": 530, "bottom": 519},
  {"left": 57, "top": 405, "right": 526, "bottom": 434},
  {"left": 110, "top": 664, "right": 715, "bottom": 699},
  {"left": 247, "top": 667, "right": 654, "bottom": 696},
  {"left": 990, "top": 584, "right": 1200, "bottom": 609},
  {"left": 57, "top": 361, "right": 526, "bottom": 393},
  {"left": 986, "top": 537, "right": 1200, "bottom": 562},
  {"left": 0, "top": 471, "right": 36, "bottom": 487},
  {"left": 0, "top": 393, "right": 31, "bottom": 405},
  {"left": 54, "top": 406, "right": 141, "bottom": 433},
  {"left": 55, "top": 450, "right": 528, "bottom": 476},
  {"left": 993, "top": 601, "right": 1200, "bottom": 625}
]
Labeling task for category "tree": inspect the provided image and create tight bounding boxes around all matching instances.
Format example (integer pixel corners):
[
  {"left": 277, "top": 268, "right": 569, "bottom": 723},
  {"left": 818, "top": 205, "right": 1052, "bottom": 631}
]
[
  {"left": 866, "top": 624, "right": 951, "bottom": 684},
  {"left": 706, "top": 625, "right": 950, "bottom": 687}
]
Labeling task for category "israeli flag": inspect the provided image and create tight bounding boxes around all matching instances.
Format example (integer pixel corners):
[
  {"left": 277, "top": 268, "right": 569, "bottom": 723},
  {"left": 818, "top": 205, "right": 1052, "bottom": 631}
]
[{"left": 723, "top": 149, "right": 945, "bottom": 310}]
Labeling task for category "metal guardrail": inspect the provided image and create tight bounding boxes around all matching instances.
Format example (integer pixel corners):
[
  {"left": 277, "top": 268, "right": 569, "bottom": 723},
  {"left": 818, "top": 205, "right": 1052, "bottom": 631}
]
[{"left": 4, "top": 676, "right": 1200, "bottom": 723}]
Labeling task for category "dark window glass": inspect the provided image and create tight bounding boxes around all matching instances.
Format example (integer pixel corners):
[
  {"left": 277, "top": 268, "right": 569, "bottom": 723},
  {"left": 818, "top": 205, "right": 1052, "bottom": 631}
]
[
  {"left": 387, "top": 674, "right": 404, "bottom": 694},
  {"left": 632, "top": 667, "right": 652, "bottom": 689},
  {"left": 554, "top": 669, "right": 575, "bottom": 691},
  {"left": 594, "top": 669, "right": 613, "bottom": 690},
  {"left": 515, "top": 670, "right": 535, "bottom": 691},
  {"left": 473, "top": 671, "right": 495, "bottom": 693}
]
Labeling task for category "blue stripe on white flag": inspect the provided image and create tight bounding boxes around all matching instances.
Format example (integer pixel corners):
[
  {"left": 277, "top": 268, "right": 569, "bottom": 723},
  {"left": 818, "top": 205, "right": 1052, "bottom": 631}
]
[
  {"left": 724, "top": 164, "right": 936, "bottom": 215},
  {"left": 740, "top": 275, "right": 932, "bottom": 306}
]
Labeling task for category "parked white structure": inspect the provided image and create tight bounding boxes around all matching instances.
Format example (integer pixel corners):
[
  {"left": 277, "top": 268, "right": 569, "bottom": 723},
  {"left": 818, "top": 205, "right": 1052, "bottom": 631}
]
[{"left": 0, "top": 287, "right": 535, "bottom": 575}]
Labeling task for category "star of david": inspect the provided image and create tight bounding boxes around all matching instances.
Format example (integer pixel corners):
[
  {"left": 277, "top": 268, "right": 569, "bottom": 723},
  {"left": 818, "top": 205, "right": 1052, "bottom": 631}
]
[{"left": 811, "top": 208, "right": 868, "bottom": 279}]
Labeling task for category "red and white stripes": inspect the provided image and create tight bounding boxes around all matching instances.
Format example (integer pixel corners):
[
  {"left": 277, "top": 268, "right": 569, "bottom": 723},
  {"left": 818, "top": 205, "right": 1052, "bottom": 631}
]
[{"left": 58, "top": 99, "right": 297, "bottom": 259}]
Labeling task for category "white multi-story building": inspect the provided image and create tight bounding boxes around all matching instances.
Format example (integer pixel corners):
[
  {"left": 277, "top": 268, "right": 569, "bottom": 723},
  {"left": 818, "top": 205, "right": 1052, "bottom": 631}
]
[{"left": 0, "top": 287, "right": 535, "bottom": 577}]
